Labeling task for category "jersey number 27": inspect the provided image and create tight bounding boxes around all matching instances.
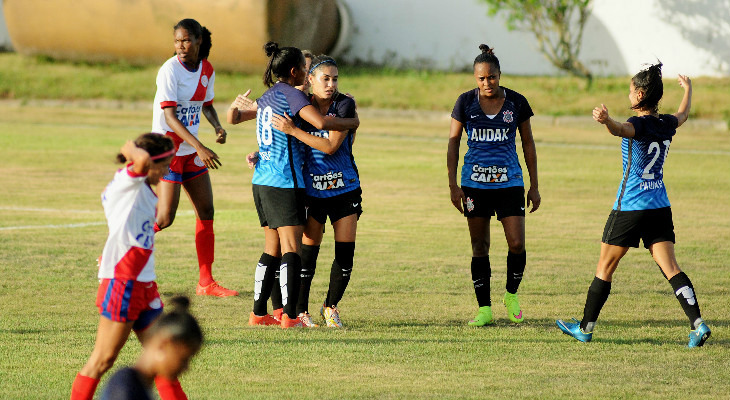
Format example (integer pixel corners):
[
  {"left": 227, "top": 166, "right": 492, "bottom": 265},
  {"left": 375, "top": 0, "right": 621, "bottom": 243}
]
[{"left": 642, "top": 140, "right": 671, "bottom": 180}]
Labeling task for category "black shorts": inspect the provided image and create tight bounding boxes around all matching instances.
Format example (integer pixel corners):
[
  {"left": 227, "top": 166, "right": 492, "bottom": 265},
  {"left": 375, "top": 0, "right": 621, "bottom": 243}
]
[
  {"left": 602, "top": 207, "right": 675, "bottom": 249},
  {"left": 306, "top": 188, "right": 363, "bottom": 225},
  {"left": 252, "top": 184, "right": 306, "bottom": 229},
  {"left": 462, "top": 186, "right": 525, "bottom": 220}
]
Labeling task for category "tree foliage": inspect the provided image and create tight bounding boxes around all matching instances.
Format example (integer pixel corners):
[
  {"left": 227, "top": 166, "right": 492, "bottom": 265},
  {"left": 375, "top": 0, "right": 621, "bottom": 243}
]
[{"left": 480, "top": 0, "right": 593, "bottom": 83}]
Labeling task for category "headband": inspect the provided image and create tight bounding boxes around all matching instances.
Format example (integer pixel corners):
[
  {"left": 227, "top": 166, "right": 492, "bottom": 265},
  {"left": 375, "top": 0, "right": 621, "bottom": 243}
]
[
  {"left": 150, "top": 148, "right": 176, "bottom": 161},
  {"left": 309, "top": 59, "right": 337, "bottom": 74}
]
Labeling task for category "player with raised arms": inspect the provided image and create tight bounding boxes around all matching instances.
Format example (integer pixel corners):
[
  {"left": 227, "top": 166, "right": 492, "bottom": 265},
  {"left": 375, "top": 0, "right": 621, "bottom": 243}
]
[
  {"left": 151, "top": 18, "right": 237, "bottom": 298},
  {"left": 272, "top": 54, "right": 361, "bottom": 328},
  {"left": 99, "top": 296, "right": 203, "bottom": 400},
  {"left": 71, "top": 134, "right": 192, "bottom": 400},
  {"left": 557, "top": 63, "right": 711, "bottom": 347},
  {"left": 248, "top": 42, "right": 359, "bottom": 328},
  {"left": 447, "top": 44, "right": 540, "bottom": 326}
]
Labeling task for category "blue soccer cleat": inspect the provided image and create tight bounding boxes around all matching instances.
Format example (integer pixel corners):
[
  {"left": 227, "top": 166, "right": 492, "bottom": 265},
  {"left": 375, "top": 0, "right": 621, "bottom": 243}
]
[
  {"left": 556, "top": 318, "right": 592, "bottom": 343},
  {"left": 687, "top": 322, "right": 711, "bottom": 348}
]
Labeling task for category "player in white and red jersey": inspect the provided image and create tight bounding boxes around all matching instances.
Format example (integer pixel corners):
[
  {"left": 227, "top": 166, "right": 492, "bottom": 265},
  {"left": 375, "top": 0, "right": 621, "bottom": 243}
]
[
  {"left": 151, "top": 18, "right": 237, "bottom": 298},
  {"left": 72, "top": 134, "right": 192, "bottom": 400}
]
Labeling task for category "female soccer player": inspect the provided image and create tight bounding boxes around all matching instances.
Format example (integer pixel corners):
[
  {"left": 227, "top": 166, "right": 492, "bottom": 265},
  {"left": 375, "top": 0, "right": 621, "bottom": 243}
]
[
  {"left": 71, "top": 134, "right": 191, "bottom": 400},
  {"left": 447, "top": 44, "right": 540, "bottom": 326},
  {"left": 272, "top": 54, "right": 361, "bottom": 328},
  {"left": 248, "top": 42, "right": 359, "bottom": 328},
  {"left": 152, "top": 18, "right": 237, "bottom": 297},
  {"left": 99, "top": 297, "right": 203, "bottom": 400},
  {"left": 556, "top": 63, "right": 711, "bottom": 347}
]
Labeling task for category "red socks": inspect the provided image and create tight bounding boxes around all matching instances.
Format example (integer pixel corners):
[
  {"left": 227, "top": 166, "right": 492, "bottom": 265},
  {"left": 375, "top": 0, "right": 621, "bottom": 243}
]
[
  {"left": 195, "top": 219, "right": 215, "bottom": 286},
  {"left": 70, "top": 373, "right": 99, "bottom": 400},
  {"left": 155, "top": 376, "right": 188, "bottom": 400}
]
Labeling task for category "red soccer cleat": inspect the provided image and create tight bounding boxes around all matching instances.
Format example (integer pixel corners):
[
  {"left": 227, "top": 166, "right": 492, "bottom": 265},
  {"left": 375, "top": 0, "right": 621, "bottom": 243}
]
[
  {"left": 280, "top": 314, "right": 304, "bottom": 329},
  {"left": 248, "top": 312, "right": 279, "bottom": 326},
  {"left": 196, "top": 281, "right": 238, "bottom": 297}
]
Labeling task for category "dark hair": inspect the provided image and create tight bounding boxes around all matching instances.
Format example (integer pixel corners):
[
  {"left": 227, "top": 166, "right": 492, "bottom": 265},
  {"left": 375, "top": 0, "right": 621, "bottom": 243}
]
[
  {"left": 116, "top": 133, "right": 174, "bottom": 164},
  {"left": 262, "top": 41, "right": 305, "bottom": 88},
  {"left": 631, "top": 61, "right": 663, "bottom": 113},
  {"left": 146, "top": 296, "right": 203, "bottom": 351},
  {"left": 473, "top": 44, "right": 501, "bottom": 73},
  {"left": 309, "top": 54, "right": 337, "bottom": 75},
  {"left": 174, "top": 19, "right": 212, "bottom": 60},
  {"left": 302, "top": 49, "right": 314, "bottom": 61}
]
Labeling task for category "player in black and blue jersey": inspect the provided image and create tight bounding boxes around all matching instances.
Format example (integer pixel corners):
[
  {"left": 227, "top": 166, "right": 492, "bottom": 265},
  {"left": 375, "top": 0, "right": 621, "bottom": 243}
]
[
  {"left": 248, "top": 42, "right": 359, "bottom": 328},
  {"left": 272, "top": 55, "right": 360, "bottom": 328},
  {"left": 557, "top": 62, "right": 711, "bottom": 347},
  {"left": 447, "top": 44, "right": 541, "bottom": 326}
]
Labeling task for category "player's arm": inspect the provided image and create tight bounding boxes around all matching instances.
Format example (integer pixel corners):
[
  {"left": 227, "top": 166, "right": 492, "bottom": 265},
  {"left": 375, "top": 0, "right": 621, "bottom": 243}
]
[
  {"left": 120, "top": 140, "right": 151, "bottom": 175},
  {"left": 272, "top": 113, "right": 347, "bottom": 155},
  {"left": 202, "top": 103, "right": 227, "bottom": 144},
  {"left": 163, "top": 107, "right": 221, "bottom": 169},
  {"left": 447, "top": 118, "right": 465, "bottom": 214},
  {"left": 299, "top": 104, "right": 359, "bottom": 131},
  {"left": 227, "top": 89, "right": 258, "bottom": 125},
  {"left": 592, "top": 104, "right": 635, "bottom": 138},
  {"left": 673, "top": 74, "right": 692, "bottom": 128},
  {"left": 517, "top": 118, "right": 541, "bottom": 213}
]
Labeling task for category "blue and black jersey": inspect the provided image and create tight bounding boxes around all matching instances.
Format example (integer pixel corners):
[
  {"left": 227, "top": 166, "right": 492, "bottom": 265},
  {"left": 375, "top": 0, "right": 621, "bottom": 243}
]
[
  {"left": 613, "top": 114, "right": 678, "bottom": 211},
  {"left": 452, "top": 87, "right": 533, "bottom": 189},
  {"left": 252, "top": 82, "right": 311, "bottom": 189},
  {"left": 300, "top": 93, "right": 359, "bottom": 198}
]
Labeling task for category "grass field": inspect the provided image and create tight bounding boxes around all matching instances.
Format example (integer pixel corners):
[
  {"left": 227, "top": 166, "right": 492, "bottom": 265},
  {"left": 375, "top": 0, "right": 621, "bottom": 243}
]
[{"left": 0, "top": 99, "right": 728, "bottom": 399}]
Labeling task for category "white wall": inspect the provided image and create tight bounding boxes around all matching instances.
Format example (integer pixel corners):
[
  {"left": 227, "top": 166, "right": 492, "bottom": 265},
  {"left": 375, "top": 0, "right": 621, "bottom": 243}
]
[
  {"left": 339, "top": 0, "right": 730, "bottom": 77},
  {"left": 0, "top": 0, "right": 12, "bottom": 50}
]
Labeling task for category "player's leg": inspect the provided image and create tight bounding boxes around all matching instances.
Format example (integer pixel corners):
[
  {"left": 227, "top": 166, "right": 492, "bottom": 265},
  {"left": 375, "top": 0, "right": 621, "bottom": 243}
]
[
  {"left": 250, "top": 226, "right": 281, "bottom": 326},
  {"left": 278, "top": 224, "right": 305, "bottom": 327},
  {"left": 500, "top": 215, "right": 526, "bottom": 323},
  {"left": 296, "top": 216, "right": 324, "bottom": 327},
  {"left": 321, "top": 213, "right": 357, "bottom": 328},
  {"left": 467, "top": 216, "right": 493, "bottom": 326},
  {"left": 183, "top": 174, "right": 236, "bottom": 297},
  {"left": 155, "top": 180, "right": 181, "bottom": 231},
  {"left": 72, "top": 318, "right": 134, "bottom": 400}
]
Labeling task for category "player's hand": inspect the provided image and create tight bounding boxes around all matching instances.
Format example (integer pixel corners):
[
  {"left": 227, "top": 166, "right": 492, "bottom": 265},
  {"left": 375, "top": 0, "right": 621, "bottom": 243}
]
[
  {"left": 272, "top": 113, "right": 296, "bottom": 136},
  {"left": 450, "top": 184, "right": 466, "bottom": 214},
  {"left": 677, "top": 74, "right": 691, "bottom": 90},
  {"left": 246, "top": 151, "right": 259, "bottom": 169},
  {"left": 215, "top": 126, "right": 227, "bottom": 144},
  {"left": 231, "top": 89, "right": 256, "bottom": 111},
  {"left": 526, "top": 186, "right": 541, "bottom": 213},
  {"left": 196, "top": 146, "right": 222, "bottom": 170},
  {"left": 592, "top": 104, "right": 609, "bottom": 124}
]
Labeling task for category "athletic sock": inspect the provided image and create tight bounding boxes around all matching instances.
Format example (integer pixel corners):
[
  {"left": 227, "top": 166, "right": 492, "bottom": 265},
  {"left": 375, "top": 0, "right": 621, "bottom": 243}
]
[
  {"left": 280, "top": 252, "right": 302, "bottom": 319},
  {"left": 471, "top": 256, "right": 491, "bottom": 307},
  {"left": 506, "top": 250, "right": 526, "bottom": 294},
  {"left": 252, "top": 253, "right": 279, "bottom": 316},
  {"left": 668, "top": 272, "right": 703, "bottom": 329},
  {"left": 155, "top": 376, "right": 188, "bottom": 400},
  {"left": 581, "top": 276, "right": 611, "bottom": 332},
  {"left": 325, "top": 242, "right": 355, "bottom": 307},
  {"left": 195, "top": 219, "right": 215, "bottom": 286},
  {"left": 70, "top": 373, "right": 100, "bottom": 400},
  {"left": 271, "top": 269, "right": 283, "bottom": 310},
  {"left": 296, "top": 244, "right": 320, "bottom": 314}
]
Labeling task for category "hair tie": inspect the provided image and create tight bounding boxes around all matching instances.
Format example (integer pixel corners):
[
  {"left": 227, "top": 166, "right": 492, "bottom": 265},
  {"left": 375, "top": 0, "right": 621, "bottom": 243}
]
[
  {"left": 151, "top": 148, "right": 176, "bottom": 160},
  {"left": 309, "top": 59, "right": 337, "bottom": 74}
]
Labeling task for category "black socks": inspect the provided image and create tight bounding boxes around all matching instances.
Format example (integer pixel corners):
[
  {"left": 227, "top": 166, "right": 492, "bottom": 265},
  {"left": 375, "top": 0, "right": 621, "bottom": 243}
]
[
  {"left": 471, "top": 256, "right": 491, "bottom": 307},
  {"left": 296, "top": 244, "right": 320, "bottom": 314},
  {"left": 280, "top": 252, "right": 302, "bottom": 319},
  {"left": 506, "top": 251, "right": 526, "bottom": 294},
  {"left": 669, "top": 272, "right": 703, "bottom": 329},
  {"left": 581, "top": 276, "right": 611, "bottom": 332},
  {"left": 324, "top": 242, "right": 356, "bottom": 308},
  {"left": 252, "top": 253, "right": 280, "bottom": 316}
]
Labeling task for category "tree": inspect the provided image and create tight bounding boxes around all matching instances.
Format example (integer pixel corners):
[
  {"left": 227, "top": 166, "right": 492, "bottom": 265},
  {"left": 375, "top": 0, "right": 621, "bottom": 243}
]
[{"left": 480, "top": 0, "right": 594, "bottom": 84}]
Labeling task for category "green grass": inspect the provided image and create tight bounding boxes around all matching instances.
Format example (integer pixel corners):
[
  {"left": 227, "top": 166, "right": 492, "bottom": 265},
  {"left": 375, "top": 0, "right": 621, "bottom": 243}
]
[
  {"left": 2, "top": 53, "right": 730, "bottom": 124},
  {"left": 0, "top": 103, "right": 728, "bottom": 399}
]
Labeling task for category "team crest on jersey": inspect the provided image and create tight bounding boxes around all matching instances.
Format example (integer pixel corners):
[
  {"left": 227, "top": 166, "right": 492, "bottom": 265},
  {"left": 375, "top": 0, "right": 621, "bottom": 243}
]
[
  {"left": 465, "top": 197, "right": 475, "bottom": 212},
  {"left": 201, "top": 74, "right": 209, "bottom": 87},
  {"left": 503, "top": 110, "right": 514, "bottom": 123},
  {"left": 194, "top": 156, "right": 205, "bottom": 167}
]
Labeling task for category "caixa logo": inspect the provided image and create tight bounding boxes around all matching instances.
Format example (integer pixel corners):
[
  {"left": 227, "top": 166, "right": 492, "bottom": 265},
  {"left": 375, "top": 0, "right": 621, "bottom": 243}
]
[{"left": 135, "top": 220, "right": 155, "bottom": 248}]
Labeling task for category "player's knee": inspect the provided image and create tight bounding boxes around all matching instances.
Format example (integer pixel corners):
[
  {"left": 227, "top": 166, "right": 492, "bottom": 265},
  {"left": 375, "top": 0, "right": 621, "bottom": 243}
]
[
  {"left": 85, "top": 352, "right": 118, "bottom": 376},
  {"left": 197, "top": 204, "right": 215, "bottom": 221},
  {"left": 507, "top": 240, "right": 525, "bottom": 254},
  {"left": 471, "top": 241, "right": 489, "bottom": 257}
]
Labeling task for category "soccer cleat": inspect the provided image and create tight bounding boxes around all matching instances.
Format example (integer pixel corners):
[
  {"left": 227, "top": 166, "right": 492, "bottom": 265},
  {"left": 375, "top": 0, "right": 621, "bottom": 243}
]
[
  {"left": 248, "top": 312, "right": 279, "bottom": 326},
  {"left": 503, "top": 292, "right": 524, "bottom": 323},
  {"left": 468, "top": 306, "right": 493, "bottom": 327},
  {"left": 272, "top": 308, "right": 283, "bottom": 322},
  {"left": 298, "top": 312, "right": 319, "bottom": 328},
  {"left": 322, "top": 305, "right": 343, "bottom": 328},
  {"left": 196, "top": 281, "right": 238, "bottom": 297},
  {"left": 687, "top": 322, "right": 711, "bottom": 348},
  {"left": 556, "top": 318, "right": 592, "bottom": 342},
  {"left": 280, "top": 314, "right": 304, "bottom": 329}
]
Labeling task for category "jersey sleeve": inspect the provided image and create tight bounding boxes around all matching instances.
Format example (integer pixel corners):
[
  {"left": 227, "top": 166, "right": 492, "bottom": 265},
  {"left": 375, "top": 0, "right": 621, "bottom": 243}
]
[
  {"left": 336, "top": 96, "right": 357, "bottom": 118},
  {"left": 203, "top": 70, "right": 215, "bottom": 106},
  {"left": 627, "top": 116, "right": 644, "bottom": 138},
  {"left": 514, "top": 92, "right": 534, "bottom": 124},
  {"left": 155, "top": 64, "right": 178, "bottom": 109},
  {"left": 450, "top": 92, "right": 468, "bottom": 123},
  {"left": 287, "top": 88, "right": 312, "bottom": 116}
]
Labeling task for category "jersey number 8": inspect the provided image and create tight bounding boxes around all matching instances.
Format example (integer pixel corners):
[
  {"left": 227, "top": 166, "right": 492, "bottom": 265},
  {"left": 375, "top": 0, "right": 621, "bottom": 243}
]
[{"left": 256, "top": 106, "right": 274, "bottom": 146}]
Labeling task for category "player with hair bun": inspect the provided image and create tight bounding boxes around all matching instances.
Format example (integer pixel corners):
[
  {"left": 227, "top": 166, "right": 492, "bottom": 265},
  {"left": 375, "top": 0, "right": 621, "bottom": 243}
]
[
  {"left": 248, "top": 42, "right": 359, "bottom": 328},
  {"left": 272, "top": 54, "right": 361, "bottom": 328},
  {"left": 71, "top": 134, "right": 193, "bottom": 400},
  {"left": 99, "top": 296, "right": 203, "bottom": 400},
  {"left": 152, "top": 18, "right": 237, "bottom": 298},
  {"left": 448, "top": 44, "right": 540, "bottom": 327},
  {"left": 557, "top": 63, "right": 711, "bottom": 347}
]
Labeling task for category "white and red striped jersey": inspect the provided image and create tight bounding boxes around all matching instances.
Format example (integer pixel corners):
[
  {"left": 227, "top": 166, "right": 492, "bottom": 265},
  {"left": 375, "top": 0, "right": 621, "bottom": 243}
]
[
  {"left": 151, "top": 55, "right": 215, "bottom": 156},
  {"left": 98, "top": 166, "right": 157, "bottom": 282}
]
